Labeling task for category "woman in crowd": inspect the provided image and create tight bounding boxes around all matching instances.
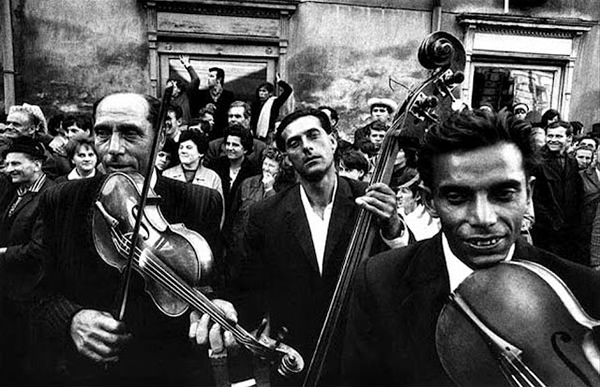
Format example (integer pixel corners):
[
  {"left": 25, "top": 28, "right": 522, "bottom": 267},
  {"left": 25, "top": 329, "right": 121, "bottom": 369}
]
[
  {"left": 162, "top": 128, "right": 223, "bottom": 199},
  {"left": 55, "top": 134, "right": 99, "bottom": 183}
]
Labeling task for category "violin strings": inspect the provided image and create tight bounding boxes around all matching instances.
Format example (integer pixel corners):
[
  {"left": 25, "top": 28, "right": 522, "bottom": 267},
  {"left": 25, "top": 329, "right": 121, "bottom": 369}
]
[{"left": 110, "top": 228, "right": 268, "bottom": 355}]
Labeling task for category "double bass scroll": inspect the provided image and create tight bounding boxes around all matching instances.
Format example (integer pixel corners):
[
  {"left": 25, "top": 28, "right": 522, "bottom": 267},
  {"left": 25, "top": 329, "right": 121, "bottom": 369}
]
[{"left": 302, "top": 31, "right": 466, "bottom": 387}]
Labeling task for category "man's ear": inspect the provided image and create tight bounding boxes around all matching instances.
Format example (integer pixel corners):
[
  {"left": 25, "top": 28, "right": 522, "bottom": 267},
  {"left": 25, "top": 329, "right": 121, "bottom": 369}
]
[
  {"left": 420, "top": 185, "right": 439, "bottom": 218},
  {"left": 330, "top": 133, "right": 338, "bottom": 153},
  {"left": 526, "top": 176, "right": 535, "bottom": 204},
  {"left": 157, "top": 129, "right": 166, "bottom": 150}
]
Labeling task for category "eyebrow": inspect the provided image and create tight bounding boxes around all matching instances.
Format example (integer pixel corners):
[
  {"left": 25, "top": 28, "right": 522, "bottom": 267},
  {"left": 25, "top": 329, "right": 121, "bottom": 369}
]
[
  {"left": 94, "top": 123, "right": 145, "bottom": 134},
  {"left": 438, "top": 180, "right": 523, "bottom": 192}
]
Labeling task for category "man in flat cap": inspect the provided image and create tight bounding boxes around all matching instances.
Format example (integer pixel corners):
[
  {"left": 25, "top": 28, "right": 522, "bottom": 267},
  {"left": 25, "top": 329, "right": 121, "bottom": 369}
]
[
  {"left": 354, "top": 97, "right": 398, "bottom": 156},
  {"left": 0, "top": 136, "right": 55, "bottom": 385}
]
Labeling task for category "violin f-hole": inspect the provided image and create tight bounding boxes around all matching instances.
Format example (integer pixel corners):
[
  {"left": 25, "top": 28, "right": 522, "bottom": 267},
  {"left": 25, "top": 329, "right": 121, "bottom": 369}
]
[{"left": 551, "top": 332, "right": 594, "bottom": 387}]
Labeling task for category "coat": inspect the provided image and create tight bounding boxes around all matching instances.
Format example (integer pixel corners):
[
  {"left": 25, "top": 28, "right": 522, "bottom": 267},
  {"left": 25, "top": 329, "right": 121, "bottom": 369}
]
[
  {"left": 343, "top": 234, "right": 600, "bottom": 387},
  {"left": 29, "top": 174, "right": 223, "bottom": 386},
  {"left": 232, "top": 176, "right": 388, "bottom": 386}
]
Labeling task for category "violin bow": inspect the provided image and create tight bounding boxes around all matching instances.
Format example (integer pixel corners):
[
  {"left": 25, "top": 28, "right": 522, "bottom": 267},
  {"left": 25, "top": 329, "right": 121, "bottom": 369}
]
[{"left": 114, "top": 85, "right": 174, "bottom": 321}]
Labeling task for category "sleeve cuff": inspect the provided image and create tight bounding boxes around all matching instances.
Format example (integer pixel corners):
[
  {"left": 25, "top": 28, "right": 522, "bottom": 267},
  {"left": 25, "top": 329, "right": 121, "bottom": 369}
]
[{"left": 380, "top": 224, "right": 409, "bottom": 249}]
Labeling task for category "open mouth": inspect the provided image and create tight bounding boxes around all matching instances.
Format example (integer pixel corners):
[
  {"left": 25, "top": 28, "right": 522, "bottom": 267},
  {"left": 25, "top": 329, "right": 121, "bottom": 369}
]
[{"left": 466, "top": 237, "right": 502, "bottom": 249}]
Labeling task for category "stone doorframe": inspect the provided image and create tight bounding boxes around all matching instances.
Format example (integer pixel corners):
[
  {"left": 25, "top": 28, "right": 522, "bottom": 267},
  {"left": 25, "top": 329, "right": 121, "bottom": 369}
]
[
  {"left": 457, "top": 13, "right": 594, "bottom": 120},
  {"left": 142, "top": 0, "right": 299, "bottom": 97}
]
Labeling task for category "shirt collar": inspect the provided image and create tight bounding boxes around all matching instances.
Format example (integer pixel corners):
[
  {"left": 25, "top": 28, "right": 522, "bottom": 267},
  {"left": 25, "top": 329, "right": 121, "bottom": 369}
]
[
  {"left": 442, "top": 232, "right": 515, "bottom": 292},
  {"left": 17, "top": 173, "right": 47, "bottom": 196},
  {"left": 298, "top": 176, "right": 338, "bottom": 216}
]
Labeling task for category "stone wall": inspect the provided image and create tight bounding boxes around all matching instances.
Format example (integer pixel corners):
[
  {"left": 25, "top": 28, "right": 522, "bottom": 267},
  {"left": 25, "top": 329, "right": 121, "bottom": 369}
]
[{"left": 10, "top": 0, "right": 149, "bottom": 117}]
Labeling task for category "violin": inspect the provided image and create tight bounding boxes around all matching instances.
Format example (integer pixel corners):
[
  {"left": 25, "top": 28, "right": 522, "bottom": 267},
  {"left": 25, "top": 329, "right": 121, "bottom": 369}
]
[
  {"left": 302, "top": 31, "right": 466, "bottom": 387},
  {"left": 436, "top": 260, "right": 600, "bottom": 387},
  {"left": 93, "top": 171, "right": 304, "bottom": 376}
]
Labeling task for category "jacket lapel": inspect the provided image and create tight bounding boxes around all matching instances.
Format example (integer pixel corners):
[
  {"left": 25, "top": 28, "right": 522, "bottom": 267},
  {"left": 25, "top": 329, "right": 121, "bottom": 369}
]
[
  {"left": 323, "top": 178, "right": 357, "bottom": 277},
  {"left": 284, "top": 186, "right": 320, "bottom": 274}
]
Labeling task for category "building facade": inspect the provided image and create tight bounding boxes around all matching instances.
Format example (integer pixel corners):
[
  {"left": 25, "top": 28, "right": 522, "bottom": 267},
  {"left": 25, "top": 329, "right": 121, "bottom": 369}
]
[{"left": 1, "top": 0, "right": 598, "bottom": 131}]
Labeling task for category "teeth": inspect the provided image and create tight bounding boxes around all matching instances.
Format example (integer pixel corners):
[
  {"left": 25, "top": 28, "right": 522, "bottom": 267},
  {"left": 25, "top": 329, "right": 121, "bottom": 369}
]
[{"left": 472, "top": 238, "right": 499, "bottom": 247}]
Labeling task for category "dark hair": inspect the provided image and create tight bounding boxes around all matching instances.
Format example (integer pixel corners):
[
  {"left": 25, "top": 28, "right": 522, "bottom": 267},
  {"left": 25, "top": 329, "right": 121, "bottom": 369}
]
[
  {"left": 167, "top": 77, "right": 184, "bottom": 90},
  {"left": 275, "top": 108, "right": 332, "bottom": 151},
  {"left": 47, "top": 114, "right": 65, "bottom": 136},
  {"left": 318, "top": 106, "right": 339, "bottom": 123},
  {"left": 229, "top": 101, "right": 251, "bottom": 119},
  {"left": 168, "top": 104, "right": 183, "bottom": 120},
  {"left": 63, "top": 114, "right": 93, "bottom": 132},
  {"left": 93, "top": 94, "right": 161, "bottom": 132},
  {"left": 418, "top": 109, "right": 537, "bottom": 190},
  {"left": 257, "top": 82, "right": 274, "bottom": 95},
  {"left": 578, "top": 135, "right": 598, "bottom": 148},
  {"left": 178, "top": 128, "right": 209, "bottom": 154},
  {"left": 541, "top": 109, "right": 561, "bottom": 128},
  {"left": 546, "top": 121, "right": 573, "bottom": 136},
  {"left": 224, "top": 123, "right": 253, "bottom": 153},
  {"left": 570, "top": 121, "right": 584, "bottom": 136},
  {"left": 367, "top": 121, "right": 387, "bottom": 136},
  {"left": 340, "top": 148, "right": 369, "bottom": 175},
  {"left": 65, "top": 134, "right": 97, "bottom": 160},
  {"left": 209, "top": 67, "right": 225, "bottom": 84}
]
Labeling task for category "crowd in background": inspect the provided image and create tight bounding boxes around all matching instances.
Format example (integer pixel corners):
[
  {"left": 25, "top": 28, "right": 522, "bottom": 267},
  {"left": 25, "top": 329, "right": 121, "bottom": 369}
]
[{"left": 1, "top": 55, "right": 600, "bottom": 385}]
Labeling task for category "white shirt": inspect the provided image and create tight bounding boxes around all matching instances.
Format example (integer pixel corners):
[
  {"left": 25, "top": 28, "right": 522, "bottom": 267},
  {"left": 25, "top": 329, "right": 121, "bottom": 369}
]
[
  {"left": 442, "top": 233, "right": 515, "bottom": 292},
  {"left": 299, "top": 177, "right": 409, "bottom": 275},
  {"left": 299, "top": 180, "right": 338, "bottom": 275}
]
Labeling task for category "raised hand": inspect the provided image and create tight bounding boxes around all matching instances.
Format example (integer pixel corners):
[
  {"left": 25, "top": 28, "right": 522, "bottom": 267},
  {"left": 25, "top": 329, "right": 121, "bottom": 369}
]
[{"left": 179, "top": 55, "right": 191, "bottom": 68}]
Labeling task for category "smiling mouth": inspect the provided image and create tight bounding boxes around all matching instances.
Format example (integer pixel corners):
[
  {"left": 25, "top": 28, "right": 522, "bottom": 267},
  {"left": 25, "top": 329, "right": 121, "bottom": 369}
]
[{"left": 467, "top": 237, "right": 502, "bottom": 248}]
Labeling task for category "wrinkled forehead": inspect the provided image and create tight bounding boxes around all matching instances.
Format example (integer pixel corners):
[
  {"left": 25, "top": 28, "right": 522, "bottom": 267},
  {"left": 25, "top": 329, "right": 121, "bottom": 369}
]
[
  {"left": 95, "top": 94, "right": 150, "bottom": 126},
  {"left": 7, "top": 111, "right": 33, "bottom": 125}
]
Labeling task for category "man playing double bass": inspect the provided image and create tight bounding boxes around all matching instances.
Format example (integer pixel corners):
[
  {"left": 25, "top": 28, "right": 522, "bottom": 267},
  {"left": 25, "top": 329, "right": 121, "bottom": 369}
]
[
  {"left": 342, "top": 109, "right": 600, "bottom": 386},
  {"left": 29, "top": 93, "right": 223, "bottom": 386},
  {"left": 193, "top": 108, "right": 409, "bottom": 386}
]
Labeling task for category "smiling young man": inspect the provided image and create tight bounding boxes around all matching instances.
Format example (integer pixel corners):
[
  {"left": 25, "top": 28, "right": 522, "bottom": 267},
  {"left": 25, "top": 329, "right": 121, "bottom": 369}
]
[
  {"left": 342, "top": 109, "right": 600, "bottom": 387},
  {"left": 28, "top": 92, "right": 223, "bottom": 386},
  {"left": 531, "top": 121, "right": 585, "bottom": 264}
]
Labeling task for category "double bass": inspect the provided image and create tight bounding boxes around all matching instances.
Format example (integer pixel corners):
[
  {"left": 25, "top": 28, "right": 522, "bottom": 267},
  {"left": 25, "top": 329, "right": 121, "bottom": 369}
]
[{"left": 302, "top": 31, "right": 466, "bottom": 387}]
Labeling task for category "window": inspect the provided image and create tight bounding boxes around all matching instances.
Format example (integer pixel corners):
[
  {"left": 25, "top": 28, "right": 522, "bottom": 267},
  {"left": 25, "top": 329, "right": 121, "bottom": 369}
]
[{"left": 471, "top": 63, "right": 563, "bottom": 118}]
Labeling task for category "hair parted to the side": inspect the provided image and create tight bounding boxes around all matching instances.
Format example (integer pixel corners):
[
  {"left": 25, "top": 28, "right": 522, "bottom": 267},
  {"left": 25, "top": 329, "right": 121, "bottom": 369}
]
[
  {"left": 275, "top": 108, "right": 332, "bottom": 151},
  {"left": 417, "top": 109, "right": 538, "bottom": 190},
  {"left": 93, "top": 94, "right": 161, "bottom": 130},
  {"left": 65, "top": 133, "right": 97, "bottom": 160}
]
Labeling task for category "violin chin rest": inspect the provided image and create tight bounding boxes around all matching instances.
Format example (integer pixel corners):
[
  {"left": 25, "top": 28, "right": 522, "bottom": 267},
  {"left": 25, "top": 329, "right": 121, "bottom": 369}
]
[{"left": 583, "top": 327, "right": 600, "bottom": 374}]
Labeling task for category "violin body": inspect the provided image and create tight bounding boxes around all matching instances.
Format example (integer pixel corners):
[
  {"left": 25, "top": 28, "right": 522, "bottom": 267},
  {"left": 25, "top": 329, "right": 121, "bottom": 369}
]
[
  {"left": 436, "top": 261, "right": 600, "bottom": 387},
  {"left": 92, "top": 172, "right": 213, "bottom": 317}
]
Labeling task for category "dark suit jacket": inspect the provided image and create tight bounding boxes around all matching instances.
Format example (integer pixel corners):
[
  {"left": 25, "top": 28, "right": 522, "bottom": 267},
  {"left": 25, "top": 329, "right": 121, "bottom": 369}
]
[
  {"left": 343, "top": 234, "right": 600, "bottom": 387},
  {"left": 580, "top": 167, "right": 600, "bottom": 261},
  {"left": 232, "top": 176, "right": 386, "bottom": 385},
  {"left": 190, "top": 88, "right": 235, "bottom": 138},
  {"left": 30, "top": 174, "right": 223, "bottom": 385},
  {"left": 0, "top": 176, "right": 55, "bottom": 294}
]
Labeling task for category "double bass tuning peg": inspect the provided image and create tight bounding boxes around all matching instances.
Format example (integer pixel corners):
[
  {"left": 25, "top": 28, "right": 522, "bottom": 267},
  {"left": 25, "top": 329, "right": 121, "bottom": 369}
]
[{"left": 435, "top": 69, "right": 465, "bottom": 102}]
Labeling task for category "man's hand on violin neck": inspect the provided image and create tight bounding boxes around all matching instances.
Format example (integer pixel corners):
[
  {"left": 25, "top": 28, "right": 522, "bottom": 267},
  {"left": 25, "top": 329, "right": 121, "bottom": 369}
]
[
  {"left": 189, "top": 299, "right": 239, "bottom": 354},
  {"left": 70, "top": 309, "right": 132, "bottom": 364}
]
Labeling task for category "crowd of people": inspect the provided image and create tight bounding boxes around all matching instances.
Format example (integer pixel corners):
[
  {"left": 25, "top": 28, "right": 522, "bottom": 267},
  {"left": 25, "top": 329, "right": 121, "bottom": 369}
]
[{"left": 0, "top": 58, "right": 599, "bottom": 387}]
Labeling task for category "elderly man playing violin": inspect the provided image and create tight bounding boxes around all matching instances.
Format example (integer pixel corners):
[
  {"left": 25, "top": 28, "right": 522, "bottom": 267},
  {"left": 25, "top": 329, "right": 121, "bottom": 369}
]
[
  {"left": 342, "top": 109, "right": 600, "bottom": 386},
  {"left": 28, "top": 93, "right": 223, "bottom": 386}
]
